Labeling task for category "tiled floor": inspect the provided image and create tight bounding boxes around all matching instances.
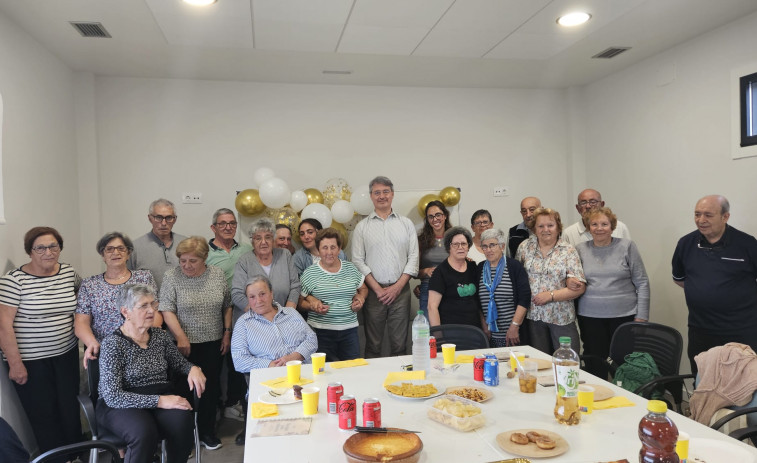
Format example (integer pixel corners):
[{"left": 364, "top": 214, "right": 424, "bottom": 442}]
[{"left": 197, "top": 416, "right": 246, "bottom": 463}]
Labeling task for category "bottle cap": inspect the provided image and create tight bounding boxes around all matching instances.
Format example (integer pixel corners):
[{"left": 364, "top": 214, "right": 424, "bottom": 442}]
[
  {"left": 647, "top": 400, "right": 667, "bottom": 413},
  {"left": 558, "top": 336, "right": 571, "bottom": 344}
]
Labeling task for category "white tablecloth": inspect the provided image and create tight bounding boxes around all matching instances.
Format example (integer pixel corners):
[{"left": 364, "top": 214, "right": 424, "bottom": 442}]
[{"left": 244, "top": 346, "right": 757, "bottom": 462}]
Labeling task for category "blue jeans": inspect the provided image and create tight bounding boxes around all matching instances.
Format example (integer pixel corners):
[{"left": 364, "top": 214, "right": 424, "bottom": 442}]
[{"left": 312, "top": 327, "right": 360, "bottom": 362}]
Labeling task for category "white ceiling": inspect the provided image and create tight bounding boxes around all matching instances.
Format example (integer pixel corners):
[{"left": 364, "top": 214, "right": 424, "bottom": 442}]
[{"left": 1, "top": 0, "right": 756, "bottom": 89}]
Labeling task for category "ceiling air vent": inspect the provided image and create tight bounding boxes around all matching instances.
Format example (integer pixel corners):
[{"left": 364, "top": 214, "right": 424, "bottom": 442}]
[
  {"left": 592, "top": 47, "right": 630, "bottom": 59},
  {"left": 69, "top": 22, "right": 111, "bottom": 38}
]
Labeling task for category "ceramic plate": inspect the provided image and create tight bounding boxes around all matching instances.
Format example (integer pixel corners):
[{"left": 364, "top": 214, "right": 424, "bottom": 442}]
[
  {"left": 444, "top": 386, "right": 494, "bottom": 403},
  {"left": 385, "top": 380, "right": 445, "bottom": 401},
  {"left": 258, "top": 388, "right": 299, "bottom": 405}
]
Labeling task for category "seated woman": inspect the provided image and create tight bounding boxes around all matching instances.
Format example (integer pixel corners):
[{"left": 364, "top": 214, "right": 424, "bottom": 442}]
[
  {"left": 97, "top": 284, "right": 206, "bottom": 463},
  {"left": 300, "top": 228, "right": 368, "bottom": 361},
  {"left": 231, "top": 275, "right": 318, "bottom": 371},
  {"left": 427, "top": 227, "right": 485, "bottom": 330},
  {"left": 477, "top": 228, "right": 532, "bottom": 347},
  {"left": 76, "top": 231, "right": 159, "bottom": 367}
]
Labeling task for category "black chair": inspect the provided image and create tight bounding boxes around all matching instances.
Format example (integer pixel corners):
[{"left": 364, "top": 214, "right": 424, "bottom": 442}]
[
  {"left": 79, "top": 358, "right": 201, "bottom": 463},
  {"left": 32, "top": 441, "right": 122, "bottom": 463},
  {"left": 582, "top": 321, "right": 689, "bottom": 412},
  {"left": 429, "top": 324, "right": 490, "bottom": 352},
  {"left": 710, "top": 406, "right": 757, "bottom": 444}
]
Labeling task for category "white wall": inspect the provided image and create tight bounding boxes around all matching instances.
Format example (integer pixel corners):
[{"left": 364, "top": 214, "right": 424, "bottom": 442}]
[
  {"left": 574, "top": 10, "right": 757, "bottom": 371},
  {"left": 89, "top": 77, "right": 572, "bottom": 271},
  {"left": 0, "top": 7, "right": 80, "bottom": 453}
]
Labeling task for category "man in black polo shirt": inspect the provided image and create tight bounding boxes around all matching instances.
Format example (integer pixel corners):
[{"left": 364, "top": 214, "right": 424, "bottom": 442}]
[
  {"left": 672, "top": 195, "right": 757, "bottom": 373},
  {"left": 507, "top": 196, "right": 541, "bottom": 258}
]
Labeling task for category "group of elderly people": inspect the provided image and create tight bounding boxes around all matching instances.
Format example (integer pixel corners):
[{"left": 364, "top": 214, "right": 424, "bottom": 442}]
[{"left": 0, "top": 195, "right": 649, "bottom": 462}]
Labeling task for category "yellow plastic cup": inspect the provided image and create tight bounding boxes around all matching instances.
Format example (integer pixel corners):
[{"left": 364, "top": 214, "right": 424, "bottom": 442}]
[
  {"left": 286, "top": 360, "right": 302, "bottom": 385},
  {"left": 676, "top": 431, "right": 689, "bottom": 462},
  {"left": 311, "top": 353, "right": 326, "bottom": 375},
  {"left": 301, "top": 386, "right": 320, "bottom": 416},
  {"left": 509, "top": 351, "right": 526, "bottom": 371},
  {"left": 577, "top": 385, "right": 595, "bottom": 414},
  {"left": 441, "top": 343, "right": 456, "bottom": 364}
]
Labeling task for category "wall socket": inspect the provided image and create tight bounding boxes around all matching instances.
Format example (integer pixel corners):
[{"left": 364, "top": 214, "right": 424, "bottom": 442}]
[
  {"left": 493, "top": 187, "right": 509, "bottom": 197},
  {"left": 182, "top": 193, "right": 203, "bottom": 204}
]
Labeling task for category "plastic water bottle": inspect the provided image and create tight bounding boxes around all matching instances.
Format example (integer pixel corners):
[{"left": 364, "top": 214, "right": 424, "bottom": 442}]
[
  {"left": 411, "top": 310, "right": 430, "bottom": 374},
  {"left": 553, "top": 336, "right": 581, "bottom": 425},
  {"left": 639, "top": 400, "right": 680, "bottom": 463}
]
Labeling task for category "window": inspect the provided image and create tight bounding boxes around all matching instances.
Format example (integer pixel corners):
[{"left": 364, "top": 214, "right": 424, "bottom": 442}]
[{"left": 740, "top": 71, "right": 757, "bottom": 147}]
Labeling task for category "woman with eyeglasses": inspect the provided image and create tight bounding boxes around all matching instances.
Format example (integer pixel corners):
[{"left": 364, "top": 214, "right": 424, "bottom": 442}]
[
  {"left": 416, "top": 201, "right": 452, "bottom": 313},
  {"left": 515, "top": 208, "right": 586, "bottom": 354},
  {"left": 98, "top": 284, "right": 206, "bottom": 463},
  {"left": 468, "top": 209, "right": 494, "bottom": 264},
  {"left": 0, "top": 226, "right": 83, "bottom": 462},
  {"left": 232, "top": 218, "right": 301, "bottom": 320},
  {"left": 76, "top": 232, "right": 159, "bottom": 369},
  {"left": 427, "top": 227, "right": 486, "bottom": 330},
  {"left": 477, "top": 228, "right": 532, "bottom": 347},
  {"left": 293, "top": 218, "right": 346, "bottom": 277}
]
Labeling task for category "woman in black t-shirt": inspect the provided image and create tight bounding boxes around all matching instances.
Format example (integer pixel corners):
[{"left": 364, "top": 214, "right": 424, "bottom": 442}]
[{"left": 427, "top": 227, "right": 485, "bottom": 330}]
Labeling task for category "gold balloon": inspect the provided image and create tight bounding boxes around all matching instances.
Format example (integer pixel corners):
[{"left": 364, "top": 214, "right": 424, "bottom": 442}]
[
  {"left": 304, "top": 188, "right": 324, "bottom": 205},
  {"left": 439, "top": 186, "right": 461, "bottom": 207},
  {"left": 329, "top": 222, "right": 349, "bottom": 250},
  {"left": 271, "top": 207, "right": 300, "bottom": 234},
  {"left": 235, "top": 189, "right": 265, "bottom": 217},
  {"left": 417, "top": 193, "right": 441, "bottom": 217}
]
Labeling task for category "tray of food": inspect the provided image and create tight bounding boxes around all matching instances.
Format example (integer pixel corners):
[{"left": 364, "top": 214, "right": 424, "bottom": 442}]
[
  {"left": 427, "top": 395, "right": 486, "bottom": 432},
  {"left": 444, "top": 386, "right": 493, "bottom": 403},
  {"left": 385, "top": 380, "right": 444, "bottom": 400},
  {"left": 496, "top": 429, "right": 569, "bottom": 458}
]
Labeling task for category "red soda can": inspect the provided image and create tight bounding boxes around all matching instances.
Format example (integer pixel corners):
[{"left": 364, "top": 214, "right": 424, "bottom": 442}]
[
  {"left": 327, "top": 382, "right": 344, "bottom": 415},
  {"left": 473, "top": 354, "right": 486, "bottom": 381},
  {"left": 429, "top": 336, "right": 437, "bottom": 358},
  {"left": 362, "top": 398, "right": 382, "bottom": 428},
  {"left": 338, "top": 395, "right": 357, "bottom": 430}
]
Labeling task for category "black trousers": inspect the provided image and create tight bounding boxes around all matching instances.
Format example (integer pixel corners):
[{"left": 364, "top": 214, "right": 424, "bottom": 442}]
[
  {"left": 175, "top": 339, "right": 222, "bottom": 437},
  {"left": 688, "top": 326, "right": 757, "bottom": 375},
  {"left": 97, "top": 383, "right": 194, "bottom": 463},
  {"left": 577, "top": 314, "right": 635, "bottom": 380},
  {"left": 11, "top": 346, "right": 82, "bottom": 463}
]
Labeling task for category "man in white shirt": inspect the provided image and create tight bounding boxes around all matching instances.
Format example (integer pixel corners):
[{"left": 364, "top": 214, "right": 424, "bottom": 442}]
[
  {"left": 562, "top": 189, "right": 631, "bottom": 246},
  {"left": 351, "top": 176, "right": 419, "bottom": 358}
]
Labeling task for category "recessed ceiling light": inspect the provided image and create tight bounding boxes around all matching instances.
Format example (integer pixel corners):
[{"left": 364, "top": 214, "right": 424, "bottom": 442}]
[
  {"left": 183, "top": 0, "right": 216, "bottom": 6},
  {"left": 557, "top": 12, "right": 591, "bottom": 27}
]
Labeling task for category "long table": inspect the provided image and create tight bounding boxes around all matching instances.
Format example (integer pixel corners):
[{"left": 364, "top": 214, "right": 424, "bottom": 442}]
[{"left": 244, "top": 346, "right": 757, "bottom": 462}]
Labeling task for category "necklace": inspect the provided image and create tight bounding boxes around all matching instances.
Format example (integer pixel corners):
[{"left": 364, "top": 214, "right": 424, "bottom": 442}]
[{"left": 105, "top": 269, "right": 130, "bottom": 282}]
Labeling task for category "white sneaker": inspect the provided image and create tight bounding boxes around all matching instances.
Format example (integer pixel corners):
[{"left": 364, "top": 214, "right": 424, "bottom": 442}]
[{"left": 224, "top": 402, "right": 245, "bottom": 421}]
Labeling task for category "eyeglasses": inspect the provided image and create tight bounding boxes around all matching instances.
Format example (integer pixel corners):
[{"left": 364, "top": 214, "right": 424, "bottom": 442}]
[
  {"left": 473, "top": 220, "right": 491, "bottom": 227},
  {"left": 104, "top": 246, "right": 128, "bottom": 254},
  {"left": 150, "top": 214, "right": 177, "bottom": 223},
  {"left": 134, "top": 301, "right": 159, "bottom": 311},
  {"left": 253, "top": 235, "right": 274, "bottom": 242},
  {"left": 214, "top": 221, "right": 237, "bottom": 229},
  {"left": 480, "top": 243, "right": 501, "bottom": 251},
  {"left": 31, "top": 244, "right": 61, "bottom": 254},
  {"left": 450, "top": 242, "right": 469, "bottom": 249},
  {"left": 427, "top": 212, "right": 445, "bottom": 221},
  {"left": 578, "top": 199, "right": 600, "bottom": 207},
  {"left": 371, "top": 189, "right": 392, "bottom": 197}
]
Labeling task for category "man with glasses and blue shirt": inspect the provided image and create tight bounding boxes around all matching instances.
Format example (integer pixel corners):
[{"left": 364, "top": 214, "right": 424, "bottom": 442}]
[
  {"left": 352, "top": 176, "right": 419, "bottom": 358},
  {"left": 128, "top": 198, "right": 187, "bottom": 289},
  {"left": 562, "top": 189, "right": 631, "bottom": 246},
  {"left": 672, "top": 195, "right": 757, "bottom": 373}
]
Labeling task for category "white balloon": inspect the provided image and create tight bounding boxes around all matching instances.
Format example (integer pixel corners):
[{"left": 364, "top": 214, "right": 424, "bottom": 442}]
[
  {"left": 253, "top": 167, "right": 275, "bottom": 187},
  {"left": 290, "top": 190, "right": 308, "bottom": 212},
  {"left": 301, "top": 203, "right": 332, "bottom": 228},
  {"left": 351, "top": 185, "right": 374, "bottom": 215},
  {"left": 259, "top": 177, "right": 291, "bottom": 209},
  {"left": 331, "top": 200, "right": 355, "bottom": 224}
]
